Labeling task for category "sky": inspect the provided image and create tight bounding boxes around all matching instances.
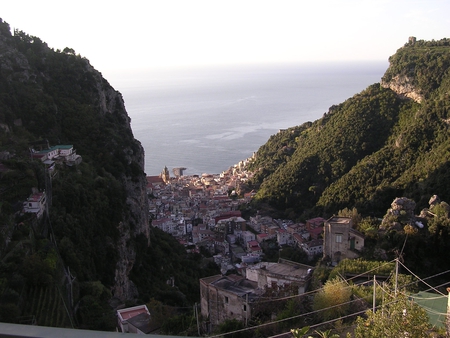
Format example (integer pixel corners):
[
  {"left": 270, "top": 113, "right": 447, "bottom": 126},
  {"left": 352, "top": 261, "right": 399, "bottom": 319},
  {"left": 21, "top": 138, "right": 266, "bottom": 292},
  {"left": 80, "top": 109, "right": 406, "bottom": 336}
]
[{"left": 2, "top": 0, "right": 449, "bottom": 80}]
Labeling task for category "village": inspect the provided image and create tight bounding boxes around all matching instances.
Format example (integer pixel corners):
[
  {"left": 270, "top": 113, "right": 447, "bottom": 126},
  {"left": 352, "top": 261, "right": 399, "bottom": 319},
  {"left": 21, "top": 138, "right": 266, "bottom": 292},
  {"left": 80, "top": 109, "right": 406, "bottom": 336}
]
[
  {"left": 142, "top": 161, "right": 366, "bottom": 333},
  {"left": 147, "top": 160, "right": 364, "bottom": 271}
]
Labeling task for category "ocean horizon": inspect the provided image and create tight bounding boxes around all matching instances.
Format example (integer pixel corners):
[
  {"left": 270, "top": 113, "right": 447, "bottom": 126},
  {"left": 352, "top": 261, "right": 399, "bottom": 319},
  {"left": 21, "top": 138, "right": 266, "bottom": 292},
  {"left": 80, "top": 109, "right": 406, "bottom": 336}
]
[{"left": 112, "top": 61, "right": 388, "bottom": 176}]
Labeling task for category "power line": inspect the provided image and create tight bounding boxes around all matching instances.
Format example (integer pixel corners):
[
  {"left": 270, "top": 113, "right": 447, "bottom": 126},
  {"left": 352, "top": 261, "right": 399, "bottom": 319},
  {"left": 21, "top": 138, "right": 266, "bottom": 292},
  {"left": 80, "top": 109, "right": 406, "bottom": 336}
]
[
  {"left": 255, "top": 259, "right": 397, "bottom": 304},
  {"left": 207, "top": 263, "right": 450, "bottom": 337},
  {"left": 397, "top": 260, "right": 447, "bottom": 295}
]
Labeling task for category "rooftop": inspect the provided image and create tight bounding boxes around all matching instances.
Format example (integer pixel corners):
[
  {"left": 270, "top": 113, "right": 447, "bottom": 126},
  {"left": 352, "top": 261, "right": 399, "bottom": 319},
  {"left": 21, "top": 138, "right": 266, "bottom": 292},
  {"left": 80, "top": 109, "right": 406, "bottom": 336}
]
[
  {"left": 327, "top": 216, "right": 351, "bottom": 224},
  {"left": 117, "top": 305, "right": 149, "bottom": 321},
  {"left": 26, "top": 192, "right": 45, "bottom": 202},
  {"left": 206, "top": 275, "right": 260, "bottom": 299},
  {"left": 250, "top": 260, "right": 313, "bottom": 279}
]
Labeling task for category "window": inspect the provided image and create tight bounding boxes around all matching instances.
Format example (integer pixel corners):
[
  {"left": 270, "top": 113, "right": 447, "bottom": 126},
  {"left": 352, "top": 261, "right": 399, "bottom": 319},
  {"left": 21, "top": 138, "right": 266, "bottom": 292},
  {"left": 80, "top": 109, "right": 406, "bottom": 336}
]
[
  {"left": 336, "top": 234, "right": 342, "bottom": 243},
  {"left": 224, "top": 296, "right": 229, "bottom": 304},
  {"left": 243, "top": 304, "right": 247, "bottom": 311}
]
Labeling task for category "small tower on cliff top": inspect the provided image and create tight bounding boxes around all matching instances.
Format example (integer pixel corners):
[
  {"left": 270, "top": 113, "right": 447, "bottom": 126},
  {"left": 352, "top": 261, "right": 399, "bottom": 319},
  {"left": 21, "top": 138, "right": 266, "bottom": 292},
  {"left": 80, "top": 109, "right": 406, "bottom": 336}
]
[
  {"left": 408, "top": 36, "right": 416, "bottom": 45},
  {"left": 161, "top": 166, "right": 170, "bottom": 184}
]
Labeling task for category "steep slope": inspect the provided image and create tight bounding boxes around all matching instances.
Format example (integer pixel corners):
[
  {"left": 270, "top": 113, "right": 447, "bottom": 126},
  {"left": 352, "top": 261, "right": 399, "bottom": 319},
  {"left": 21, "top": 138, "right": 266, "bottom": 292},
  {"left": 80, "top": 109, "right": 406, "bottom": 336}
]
[
  {"left": 0, "top": 19, "right": 148, "bottom": 328},
  {"left": 248, "top": 38, "right": 450, "bottom": 219}
]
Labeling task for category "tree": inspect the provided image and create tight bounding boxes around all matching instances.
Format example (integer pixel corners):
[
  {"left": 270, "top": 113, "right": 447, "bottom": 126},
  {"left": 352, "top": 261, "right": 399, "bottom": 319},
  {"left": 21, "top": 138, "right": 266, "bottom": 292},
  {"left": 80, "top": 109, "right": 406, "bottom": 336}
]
[
  {"left": 354, "top": 294, "right": 430, "bottom": 338},
  {"left": 313, "top": 278, "right": 352, "bottom": 321},
  {"left": 338, "top": 207, "right": 362, "bottom": 227},
  {"left": 291, "top": 327, "right": 340, "bottom": 338}
]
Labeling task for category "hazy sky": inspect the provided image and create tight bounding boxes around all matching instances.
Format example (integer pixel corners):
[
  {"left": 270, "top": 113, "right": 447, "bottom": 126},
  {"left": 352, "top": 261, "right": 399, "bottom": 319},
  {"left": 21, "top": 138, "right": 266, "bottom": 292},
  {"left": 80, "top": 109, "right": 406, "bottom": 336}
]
[{"left": 2, "top": 0, "right": 449, "bottom": 77}]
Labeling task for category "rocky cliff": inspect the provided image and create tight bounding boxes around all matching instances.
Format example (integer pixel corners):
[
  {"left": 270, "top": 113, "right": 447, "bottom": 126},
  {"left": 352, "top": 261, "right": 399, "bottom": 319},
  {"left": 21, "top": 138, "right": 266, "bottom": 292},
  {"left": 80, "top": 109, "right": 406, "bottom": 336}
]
[{"left": 380, "top": 73, "right": 423, "bottom": 103}]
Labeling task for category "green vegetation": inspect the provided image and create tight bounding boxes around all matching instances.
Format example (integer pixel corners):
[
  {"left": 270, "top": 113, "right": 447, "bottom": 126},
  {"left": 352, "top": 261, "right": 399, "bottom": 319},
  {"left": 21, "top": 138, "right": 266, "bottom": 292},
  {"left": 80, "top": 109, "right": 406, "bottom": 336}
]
[
  {"left": 130, "top": 228, "right": 219, "bottom": 305},
  {"left": 2, "top": 17, "right": 450, "bottom": 336},
  {"left": 313, "top": 278, "right": 352, "bottom": 322},
  {"left": 0, "top": 17, "right": 218, "bottom": 331},
  {"left": 248, "top": 38, "right": 450, "bottom": 220},
  {"left": 382, "top": 38, "right": 450, "bottom": 99},
  {"left": 328, "top": 259, "right": 395, "bottom": 281},
  {"left": 354, "top": 294, "right": 430, "bottom": 338}
]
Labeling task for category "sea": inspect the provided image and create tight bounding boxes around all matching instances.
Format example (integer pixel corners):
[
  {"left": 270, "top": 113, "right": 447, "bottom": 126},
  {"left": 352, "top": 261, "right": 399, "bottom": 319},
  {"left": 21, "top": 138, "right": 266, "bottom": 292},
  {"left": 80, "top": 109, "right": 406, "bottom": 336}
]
[{"left": 111, "top": 62, "right": 387, "bottom": 176}]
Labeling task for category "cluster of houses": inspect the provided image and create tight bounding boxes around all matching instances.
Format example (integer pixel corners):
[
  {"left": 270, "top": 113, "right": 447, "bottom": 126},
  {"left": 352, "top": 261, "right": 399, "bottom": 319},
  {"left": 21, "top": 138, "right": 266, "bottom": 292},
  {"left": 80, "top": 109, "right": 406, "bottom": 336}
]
[
  {"left": 30, "top": 144, "right": 82, "bottom": 168},
  {"left": 199, "top": 216, "right": 365, "bottom": 331},
  {"left": 143, "top": 165, "right": 366, "bottom": 332},
  {"left": 200, "top": 259, "right": 313, "bottom": 331},
  {"left": 148, "top": 165, "right": 365, "bottom": 270}
]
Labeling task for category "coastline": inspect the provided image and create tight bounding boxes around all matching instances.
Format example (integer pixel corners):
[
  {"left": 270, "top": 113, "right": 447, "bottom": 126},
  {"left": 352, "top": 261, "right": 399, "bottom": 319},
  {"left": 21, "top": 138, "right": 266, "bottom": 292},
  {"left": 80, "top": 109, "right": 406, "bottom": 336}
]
[{"left": 121, "top": 62, "right": 387, "bottom": 176}]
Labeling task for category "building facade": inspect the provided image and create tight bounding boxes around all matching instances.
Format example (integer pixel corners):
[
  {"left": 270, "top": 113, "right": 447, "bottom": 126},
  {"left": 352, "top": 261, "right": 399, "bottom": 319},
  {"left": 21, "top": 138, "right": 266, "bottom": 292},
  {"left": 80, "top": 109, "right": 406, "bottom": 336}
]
[
  {"left": 200, "top": 275, "right": 260, "bottom": 330},
  {"left": 323, "top": 216, "right": 364, "bottom": 265},
  {"left": 23, "top": 191, "right": 47, "bottom": 219}
]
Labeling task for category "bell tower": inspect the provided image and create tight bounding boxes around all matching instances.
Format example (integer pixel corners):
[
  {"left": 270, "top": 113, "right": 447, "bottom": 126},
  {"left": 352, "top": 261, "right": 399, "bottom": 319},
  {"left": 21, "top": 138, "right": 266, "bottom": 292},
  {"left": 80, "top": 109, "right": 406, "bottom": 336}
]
[{"left": 161, "top": 166, "right": 170, "bottom": 184}]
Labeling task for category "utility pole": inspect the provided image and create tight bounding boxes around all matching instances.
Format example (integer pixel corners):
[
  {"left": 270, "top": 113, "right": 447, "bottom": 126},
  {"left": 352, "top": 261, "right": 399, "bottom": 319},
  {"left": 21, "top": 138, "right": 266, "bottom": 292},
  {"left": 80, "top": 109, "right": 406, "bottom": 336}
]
[
  {"left": 395, "top": 258, "right": 399, "bottom": 296},
  {"left": 245, "top": 293, "right": 248, "bottom": 327},
  {"left": 194, "top": 302, "right": 200, "bottom": 336},
  {"left": 373, "top": 275, "right": 376, "bottom": 313}
]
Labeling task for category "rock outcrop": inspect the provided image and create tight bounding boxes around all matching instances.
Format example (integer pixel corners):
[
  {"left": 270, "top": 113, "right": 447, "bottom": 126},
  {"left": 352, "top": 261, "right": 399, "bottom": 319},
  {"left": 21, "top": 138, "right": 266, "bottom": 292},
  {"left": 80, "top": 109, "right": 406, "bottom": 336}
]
[
  {"left": 381, "top": 74, "right": 423, "bottom": 103},
  {"left": 381, "top": 197, "right": 417, "bottom": 230}
]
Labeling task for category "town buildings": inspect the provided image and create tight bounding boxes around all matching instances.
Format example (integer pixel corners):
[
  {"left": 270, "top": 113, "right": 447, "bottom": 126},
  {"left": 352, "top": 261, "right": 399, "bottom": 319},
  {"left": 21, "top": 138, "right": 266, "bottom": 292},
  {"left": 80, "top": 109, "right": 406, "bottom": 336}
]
[
  {"left": 144, "top": 165, "right": 367, "bottom": 330},
  {"left": 31, "top": 144, "right": 82, "bottom": 166},
  {"left": 245, "top": 259, "right": 313, "bottom": 294},
  {"left": 200, "top": 274, "right": 260, "bottom": 330},
  {"left": 323, "top": 216, "right": 365, "bottom": 265},
  {"left": 146, "top": 166, "right": 330, "bottom": 266},
  {"left": 200, "top": 259, "right": 313, "bottom": 331}
]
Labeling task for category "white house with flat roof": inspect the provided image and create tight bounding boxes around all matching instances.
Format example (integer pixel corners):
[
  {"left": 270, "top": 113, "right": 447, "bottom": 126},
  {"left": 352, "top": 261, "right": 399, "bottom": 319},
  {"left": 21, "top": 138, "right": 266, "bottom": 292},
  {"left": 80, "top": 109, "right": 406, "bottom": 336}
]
[
  {"left": 23, "top": 191, "right": 46, "bottom": 219},
  {"left": 31, "top": 145, "right": 82, "bottom": 165}
]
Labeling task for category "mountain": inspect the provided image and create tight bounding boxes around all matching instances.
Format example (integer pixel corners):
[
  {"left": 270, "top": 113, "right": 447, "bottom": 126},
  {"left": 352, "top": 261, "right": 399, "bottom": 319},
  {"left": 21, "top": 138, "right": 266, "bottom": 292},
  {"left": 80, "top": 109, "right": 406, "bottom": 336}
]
[
  {"left": 1, "top": 19, "right": 449, "bottom": 331},
  {"left": 247, "top": 37, "right": 450, "bottom": 220},
  {"left": 0, "top": 18, "right": 150, "bottom": 329},
  {"left": 0, "top": 18, "right": 220, "bottom": 330}
]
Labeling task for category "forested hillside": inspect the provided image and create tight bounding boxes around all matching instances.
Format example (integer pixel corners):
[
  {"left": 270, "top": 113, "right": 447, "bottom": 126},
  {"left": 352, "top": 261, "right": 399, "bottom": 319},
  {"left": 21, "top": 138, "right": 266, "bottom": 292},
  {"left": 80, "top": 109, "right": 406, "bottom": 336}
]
[
  {"left": 248, "top": 38, "right": 450, "bottom": 220},
  {"left": 0, "top": 18, "right": 218, "bottom": 331}
]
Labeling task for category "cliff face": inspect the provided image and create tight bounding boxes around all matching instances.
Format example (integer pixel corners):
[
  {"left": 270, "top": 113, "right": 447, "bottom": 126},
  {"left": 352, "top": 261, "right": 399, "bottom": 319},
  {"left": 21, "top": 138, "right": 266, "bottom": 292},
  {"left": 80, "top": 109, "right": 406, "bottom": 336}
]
[
  {"left": 114, "top": 165, "right": 150, "bottom": 301},
  {"left": 381, "top": 38, "right": 450, "bottom": 103},
  {"left": 380, "top": 74, "right": 423, "bottom": 103},
  {"left": 0, "top": 19, "right": 148, "bottom": 304},
  {"left": 92, "top": 68, "right": 150, "bottom": 301},
  {"left": 87, "top": 65, "right": 150, "bottom": 300}
]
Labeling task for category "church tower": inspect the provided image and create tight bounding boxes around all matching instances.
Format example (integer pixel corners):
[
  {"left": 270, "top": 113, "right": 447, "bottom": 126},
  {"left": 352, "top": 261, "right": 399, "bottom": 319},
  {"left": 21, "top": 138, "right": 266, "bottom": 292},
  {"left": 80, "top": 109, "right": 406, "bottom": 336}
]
[{"left": 161, "top": 166, "right": 170, "bottom": 184}]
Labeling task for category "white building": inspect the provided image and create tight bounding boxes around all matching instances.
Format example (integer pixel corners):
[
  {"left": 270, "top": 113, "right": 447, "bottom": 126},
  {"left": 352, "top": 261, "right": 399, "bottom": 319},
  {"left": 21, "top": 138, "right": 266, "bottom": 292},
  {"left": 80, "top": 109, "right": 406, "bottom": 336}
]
[
  {"left": 31, "top": 145, "right": 81, "bottom": 165},
  {"left": 300, "top": 239, "right": 323, "bottom": 260},
  {"left": 276, "top": 229, "right": 291, "bottom": 246},
  {"left": 23, "top": 191, "right": 46, "bottom": 219}
]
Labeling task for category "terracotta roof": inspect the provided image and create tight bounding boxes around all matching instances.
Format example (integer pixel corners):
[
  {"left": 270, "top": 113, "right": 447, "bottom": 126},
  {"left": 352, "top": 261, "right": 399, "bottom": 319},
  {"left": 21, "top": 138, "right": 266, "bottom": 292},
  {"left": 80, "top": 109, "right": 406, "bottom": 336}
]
[
  {"left": 146, "top": 176, "right": 164, "bottom": 184},
  {"left": 117, "top": 305, "right": 149, "bottom": 321},
  {"left": 307, "top": 217, "right": 326, "bottom": 226}
]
